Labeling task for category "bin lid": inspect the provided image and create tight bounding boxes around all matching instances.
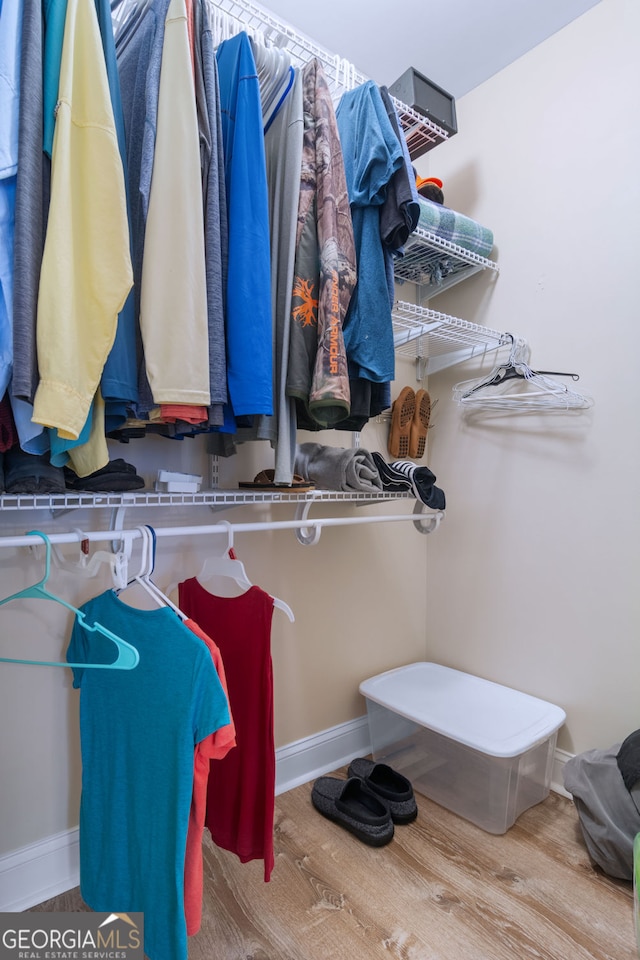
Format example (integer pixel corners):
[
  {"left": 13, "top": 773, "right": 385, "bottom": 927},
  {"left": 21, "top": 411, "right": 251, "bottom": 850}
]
[{"left": 359, "top": 662, "right": 566, "bottom": 758}]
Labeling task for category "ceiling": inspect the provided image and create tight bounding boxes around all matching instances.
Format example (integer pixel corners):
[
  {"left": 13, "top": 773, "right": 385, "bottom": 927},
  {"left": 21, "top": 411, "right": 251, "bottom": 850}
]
[{"left": 259, "top": 0, "right": 601, "bottom": 99}]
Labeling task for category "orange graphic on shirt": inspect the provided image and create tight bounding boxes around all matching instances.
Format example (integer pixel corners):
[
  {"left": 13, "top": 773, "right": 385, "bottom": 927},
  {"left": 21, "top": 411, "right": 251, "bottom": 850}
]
[{"left": 292, "top": 277, "right": 318, "bottom": 328}]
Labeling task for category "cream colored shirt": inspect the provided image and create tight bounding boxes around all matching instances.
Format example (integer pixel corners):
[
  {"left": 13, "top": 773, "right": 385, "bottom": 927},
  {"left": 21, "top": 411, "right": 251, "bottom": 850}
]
[
  {"left": 139, "top": 0, "right": 210, "bottom": 406},
  {"left": 32, "top": 0, "right": 133, "bottom": 440}
]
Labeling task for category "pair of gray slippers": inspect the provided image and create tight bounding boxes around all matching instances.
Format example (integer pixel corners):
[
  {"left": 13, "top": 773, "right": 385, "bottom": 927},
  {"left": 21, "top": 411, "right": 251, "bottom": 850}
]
[{"left": 311, "top": 758, "right": 418, "bottom": 847}]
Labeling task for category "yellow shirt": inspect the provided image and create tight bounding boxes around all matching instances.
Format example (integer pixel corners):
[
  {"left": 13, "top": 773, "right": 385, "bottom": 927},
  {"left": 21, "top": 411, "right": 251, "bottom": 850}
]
[{"left": 32, "top": 0, "right": 132, "bottom": 440}]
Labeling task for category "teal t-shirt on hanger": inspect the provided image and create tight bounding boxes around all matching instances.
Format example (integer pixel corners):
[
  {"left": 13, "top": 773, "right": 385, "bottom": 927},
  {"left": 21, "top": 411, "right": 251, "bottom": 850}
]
[{"left": 67, "top": 589, "right": 230, "bottom": 960}]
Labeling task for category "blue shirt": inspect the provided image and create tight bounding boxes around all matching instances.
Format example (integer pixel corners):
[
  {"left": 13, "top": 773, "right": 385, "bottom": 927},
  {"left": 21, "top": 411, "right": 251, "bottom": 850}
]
[
  {"left": 216, "top": 32, "right": 273, "bottom": 420},
  {"left": 336, "top": 81, "right": 403, "bottom": 383},
  {"left": 68, "top": 590, "right": 230, "bottom": 960}
]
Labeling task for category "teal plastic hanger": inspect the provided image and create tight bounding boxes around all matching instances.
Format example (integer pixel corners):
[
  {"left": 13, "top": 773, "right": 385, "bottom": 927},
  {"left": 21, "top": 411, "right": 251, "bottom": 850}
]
[{"left": 0, "top": 531, "right": 139, "bottom": 670}]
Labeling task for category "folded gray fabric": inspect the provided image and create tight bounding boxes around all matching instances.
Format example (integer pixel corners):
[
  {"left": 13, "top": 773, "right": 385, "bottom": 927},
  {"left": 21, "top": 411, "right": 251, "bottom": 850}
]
[{"left": 294, "top": 442, "right": 383, "bottom": 493}]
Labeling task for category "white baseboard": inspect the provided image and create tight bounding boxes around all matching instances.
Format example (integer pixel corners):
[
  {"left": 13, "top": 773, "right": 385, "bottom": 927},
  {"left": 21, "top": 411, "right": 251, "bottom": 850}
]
[
  {"left": 0, "top": 718, "right": 573, "bottom": 912},
  {"left": 275, "top": 714, "right": 372, "bottom": 795},
  {"left": 0, "top": 827, "right": 80, "bottom": 913},
  {"left": 550, "top": 746, "right": 573, "bottom": 799}
]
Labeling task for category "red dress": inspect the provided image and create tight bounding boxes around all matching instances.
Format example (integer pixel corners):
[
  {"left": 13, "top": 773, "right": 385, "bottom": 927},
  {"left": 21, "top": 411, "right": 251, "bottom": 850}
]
[{"left": 178, "top": 578, "right": 276, "bottom": 881}]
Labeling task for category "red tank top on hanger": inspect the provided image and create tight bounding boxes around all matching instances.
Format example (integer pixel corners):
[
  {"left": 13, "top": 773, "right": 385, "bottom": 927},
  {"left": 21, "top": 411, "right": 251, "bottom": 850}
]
[{"left": 178, "top": 577, "right": 275, "bottom": 882}]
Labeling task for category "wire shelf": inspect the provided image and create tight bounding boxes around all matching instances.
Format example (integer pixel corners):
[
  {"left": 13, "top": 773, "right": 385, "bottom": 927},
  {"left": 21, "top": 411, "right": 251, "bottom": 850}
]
[
  {"left": 393, "top": 228, "right": 499, "bottom": 298},
  {"left": 392, "top": 302, "right": 511, "bottom": 375},
  {"left": 0, "top": 488, "right": 415, "bottom": 514},
  {"left": 208, "top": 0, "right": 448, "bottom": 154}
]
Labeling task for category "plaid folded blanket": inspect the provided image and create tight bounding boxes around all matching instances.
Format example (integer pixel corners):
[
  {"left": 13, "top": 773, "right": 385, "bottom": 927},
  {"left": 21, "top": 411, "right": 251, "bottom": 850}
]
[{"left": 416, "top": 197, "right": 494, "bottom": 259}]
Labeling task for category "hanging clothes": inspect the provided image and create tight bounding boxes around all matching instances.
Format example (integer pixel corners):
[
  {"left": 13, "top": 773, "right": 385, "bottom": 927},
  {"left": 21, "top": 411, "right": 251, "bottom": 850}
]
[
  {"left": 287, "top": 57, "right": 357, "bottom": 433},
  {"left": 208, "top": 45, "right": 302, "bottom": 479},
  {"left": 215, "top": 31, "right": 273, "bottom": 424},
  {"left": 94, "top": 0, "right": 139, "bottom": 432},
  {"left": 67, "top": 589, "right": 230, "bottom": 960},
  {"left": 31, "top": 0, "right": 133, "bottom": 441},
  {"left": 116, "top": 0, "right": 171, "bottom": 417},
  {"left": 178, "top": 577, "right": 276, "bottom": 882},
  {"left": 335, "top": 80, "right": 403, "bottom": 386},
  {"left": 10, "top": 0, "right": 45, "bottom": 413},
  {"left": 378, "top": 85, "right": 420, "bottom": 253},
  {"left": 0, "top": 0, "right": 23, "bottom": 402},
  {"left": 196, "top": 0, "right": 228, "bottom": 427},
  {"left": 182, "top": 617, "right": 236, "bottom": 937},
  {"left": 139, "top": 0, "right": 211, "bottom": 408}
]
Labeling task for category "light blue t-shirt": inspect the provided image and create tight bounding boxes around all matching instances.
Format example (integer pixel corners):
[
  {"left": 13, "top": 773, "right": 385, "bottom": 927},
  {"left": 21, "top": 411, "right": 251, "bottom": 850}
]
[
  {"left": 68, "top": 590, "right": 230, "bottom": 960},
  {"left": 336, "top": 81, "right": 404, "bottom": 384}
]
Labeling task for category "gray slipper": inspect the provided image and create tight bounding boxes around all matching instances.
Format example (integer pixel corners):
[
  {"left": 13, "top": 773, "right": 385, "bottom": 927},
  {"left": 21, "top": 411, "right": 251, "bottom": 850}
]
[
  {"left": 347, "top": 758, "right": 418, "bottom": 824},
  {"left": 311, "top": 776, "right": 394, "bottom": 846}
]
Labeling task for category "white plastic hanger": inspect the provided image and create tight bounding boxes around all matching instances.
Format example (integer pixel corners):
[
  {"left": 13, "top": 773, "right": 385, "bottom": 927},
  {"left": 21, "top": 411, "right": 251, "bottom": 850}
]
[
  {"left": 50, "top": 528, "right": 130, "bottom": 590},
  {"left": 116, "top": 526, "right": 187, "bottom": 620},
  {"left": 453, "top": 336, "right": 593, "bottom": 411},
  {"left": 196, "top": 522, "right": 295, "bottom": 622},
  {"left": 0, "top": 531, "right": 139, "bottom": 669}
]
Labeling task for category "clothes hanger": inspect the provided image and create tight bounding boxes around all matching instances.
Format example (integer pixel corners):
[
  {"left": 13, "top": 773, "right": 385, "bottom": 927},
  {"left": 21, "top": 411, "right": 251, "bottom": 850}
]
[
  {"left": 453, "top": 336, "right": 593, "bottom": 411},
  {"left": 0, "top": 531, "right": 139, "bottom": 669},
  {"left": 50, "top": 528, "right": 130, "bottom": 590},
  {"left": 134, "top": 525, "right": 187, "bottom": 620},
  {"left": 115, "top": 526, "right": 186, "bottom": 620},
  {"left": 196, "top": 522, "right": 295, "bottom": 622}
]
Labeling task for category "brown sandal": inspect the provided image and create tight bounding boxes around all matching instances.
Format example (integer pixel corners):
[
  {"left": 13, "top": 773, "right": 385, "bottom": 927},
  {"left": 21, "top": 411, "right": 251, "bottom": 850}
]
[
  {"left": 388, "top": 387, "right": 416, "bottom": 459},
  {"left": 239, "top": 469, "right": 316, "bottom": 492},
  {"left": 409, "top": 388, "right": 431, "bottom": 459}
]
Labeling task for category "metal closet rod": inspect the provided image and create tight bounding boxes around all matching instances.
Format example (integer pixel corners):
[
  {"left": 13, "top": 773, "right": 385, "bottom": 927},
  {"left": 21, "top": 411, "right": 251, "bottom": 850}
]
[{"left": 0, "top": 511, "right": 438, "bottom": 550}]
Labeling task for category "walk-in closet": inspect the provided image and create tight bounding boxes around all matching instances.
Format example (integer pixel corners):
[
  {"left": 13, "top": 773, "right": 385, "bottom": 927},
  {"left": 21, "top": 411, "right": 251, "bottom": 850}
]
[{"left": 1, "top": 0, "right": 638, "bottom": 957}]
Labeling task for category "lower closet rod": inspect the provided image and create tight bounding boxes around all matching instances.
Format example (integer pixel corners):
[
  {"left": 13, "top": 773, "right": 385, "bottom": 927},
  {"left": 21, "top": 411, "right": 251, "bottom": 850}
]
[{"left": 0, "top": 510, "right": 439, "bottom": 550}]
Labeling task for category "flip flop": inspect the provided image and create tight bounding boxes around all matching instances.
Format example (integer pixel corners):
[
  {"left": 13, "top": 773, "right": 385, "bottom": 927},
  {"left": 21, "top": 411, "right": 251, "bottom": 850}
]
[
  {"left": 409, "top": 389, "right": 431, "bottom": 460},
  {"left": 239, "top": 469, "right": 316, "bottom": 492},
  {"left": 388, "top": 386, "right": 415, "bottom": 459}
]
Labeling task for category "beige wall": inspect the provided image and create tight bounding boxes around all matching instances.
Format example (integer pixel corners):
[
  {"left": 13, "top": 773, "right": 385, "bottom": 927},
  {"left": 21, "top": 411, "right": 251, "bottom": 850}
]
[
  {"left": 0, "top": 416, "right": 428, "bottom": 856},
  {"left": 418, "top": 0, "right": 640, "bottom": 755}
]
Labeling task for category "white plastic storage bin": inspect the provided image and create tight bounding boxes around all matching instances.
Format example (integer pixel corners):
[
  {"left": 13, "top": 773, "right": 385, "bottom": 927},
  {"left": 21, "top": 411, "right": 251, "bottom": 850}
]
[{"left": 359, "top": 662, "right": 566, "bottom": 834}]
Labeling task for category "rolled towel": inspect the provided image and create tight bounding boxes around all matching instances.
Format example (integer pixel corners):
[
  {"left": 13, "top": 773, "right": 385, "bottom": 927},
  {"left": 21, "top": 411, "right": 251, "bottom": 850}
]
[{"left": 294, "top": 443, "right": 383, "bottom": 493}]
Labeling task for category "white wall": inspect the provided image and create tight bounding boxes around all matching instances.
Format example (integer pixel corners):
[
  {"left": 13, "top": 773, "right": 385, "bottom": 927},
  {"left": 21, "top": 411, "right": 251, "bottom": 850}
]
[{"left": 419, "top": 0, "right": 640, "bottom": 755}]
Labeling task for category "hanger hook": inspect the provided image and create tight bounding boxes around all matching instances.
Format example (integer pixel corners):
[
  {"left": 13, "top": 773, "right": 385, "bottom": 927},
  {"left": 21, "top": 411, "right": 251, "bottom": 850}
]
[
  {"left": 217, "top": 519, "right": 234, "bottom": 556},
  {"left": 133, "top": 525, "right": 150, "bottom": 580},
  {"left": 26, "top": 530, "right": 51, "bottom": 583},
  {"left": 145, "top": 525, "right": 157, "bottom": 575}
]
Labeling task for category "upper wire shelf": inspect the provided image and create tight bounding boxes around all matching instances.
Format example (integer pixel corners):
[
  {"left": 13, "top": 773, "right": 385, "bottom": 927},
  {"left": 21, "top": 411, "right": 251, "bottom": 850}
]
[
  {"left": 392, "top": 302, "right": 511, "bottom": 376},
  {"left": 205, "top": 0, "right": 449, "bottom": 156}
]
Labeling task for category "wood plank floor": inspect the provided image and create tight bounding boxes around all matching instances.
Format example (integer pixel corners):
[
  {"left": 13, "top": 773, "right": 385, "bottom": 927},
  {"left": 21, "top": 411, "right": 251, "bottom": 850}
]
[{"left": 30, "top": 774, "right": 637, "bottom": 960}]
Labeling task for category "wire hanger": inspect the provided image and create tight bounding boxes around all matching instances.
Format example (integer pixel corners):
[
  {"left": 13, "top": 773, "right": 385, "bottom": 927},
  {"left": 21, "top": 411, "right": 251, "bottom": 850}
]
[
  {"left": 197, "top": 521, "right": 295, "bottom": 622},
  {"left": 0, "top": 531, "right": 139, "bottom": 669},
  {"left": 453, "top": 336, "right": 593, "bottom": 411}
]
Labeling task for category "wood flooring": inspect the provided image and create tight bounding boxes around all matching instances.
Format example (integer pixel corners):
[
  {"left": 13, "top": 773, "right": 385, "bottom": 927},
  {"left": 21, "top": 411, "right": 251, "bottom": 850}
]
[{"left": 30, "top": 775, "right": 637, "bottom": 960}]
